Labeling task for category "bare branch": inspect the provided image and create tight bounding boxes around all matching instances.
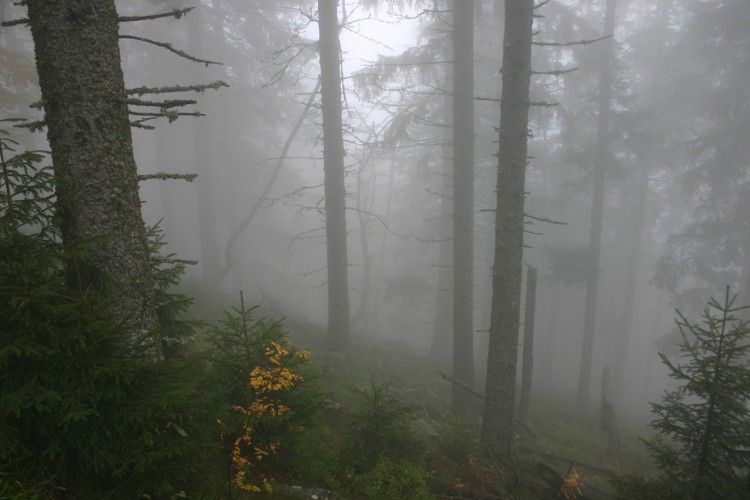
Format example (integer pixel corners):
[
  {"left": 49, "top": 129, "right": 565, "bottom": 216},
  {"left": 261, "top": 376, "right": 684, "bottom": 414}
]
[
  {"left": 528, "top": 101, "right": 559, "bottom": 107},
  {"left": 532, "top": 67, "right": 578, "bottom": 76},
  {"left": 534, "top": 34, "right": 613, "bottom": 47},
  {"left": 119, "top": 35, "right": 221, "bottom": 66},
  {"left": 127, "top": 81, "right": 228, "bottom": 96},
  {"left": 137, "top": 172, "right": 198, "bottom": 182},
  {"left": 525, "top": 213, "right": 568, "bottom": 225},
  {"left": 126, "top": 98, "right": 197, "bottom": 109},
  {"left": 118, "top": 7, "right": 193, "bottom": 23},
  {"left": 0, "top": 18, "right": 28, "bottom": 27}
]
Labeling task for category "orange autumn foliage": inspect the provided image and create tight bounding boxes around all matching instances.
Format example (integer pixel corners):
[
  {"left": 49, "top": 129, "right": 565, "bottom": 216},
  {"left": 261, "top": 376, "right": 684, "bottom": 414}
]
[{"left": 229, "top": 341, "right": 309, "bottom": 492}]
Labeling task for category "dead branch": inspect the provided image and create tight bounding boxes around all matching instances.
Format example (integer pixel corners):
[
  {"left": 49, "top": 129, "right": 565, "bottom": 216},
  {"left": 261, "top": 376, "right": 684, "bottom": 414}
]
[
  {"left": 118, "top": 7, "right": 193, "bottom": 23},
  {"left": 216, "top": 78, "right": 322, "bottom": 284},
  {"left": 533, "top": 34, "right": 613, "bottom": 48},
  {"left": 137, "top": 172, "right": 198, "bottom": 183},
  {"left": 127, "top": 81, "right": 227, "bottom": 96},
  {"left": 1, "top": 18, "right": 28, "bottom": 27},
  {"left": 119, "top": 34, "right": 221, "bottom": 66}
]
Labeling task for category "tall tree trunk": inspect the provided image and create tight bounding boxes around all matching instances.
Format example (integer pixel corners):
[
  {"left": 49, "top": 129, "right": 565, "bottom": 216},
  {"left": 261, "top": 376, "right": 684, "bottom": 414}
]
[
  {"left": 576, "top": 0, "right": 617, "bottom": 408},
  {"left": 371, "top": 154, "right": 396, "bottom": 338},
  {"left": 352, "top": 140, "right": 375, "bottom": 330},
  {"left": 430, "top": 2, "right": 454, "bottom": 366},
  {"left": 451, "top": 0, "right": 476, "bottom": 415},
  {"left": 26, "top": 0, "right": 158, "bottom": 346},
  {"left": 319, "top": 0, "right": 351, "bottom": 353},
  {"left": 611, "top": 157, "right": 648, "bottom": 405},
  {"left": 481, "top": 0, "right": 533, "bottom": 459},
  {"left": 187, "top": 2, "right": 221, "bottom": 283}
]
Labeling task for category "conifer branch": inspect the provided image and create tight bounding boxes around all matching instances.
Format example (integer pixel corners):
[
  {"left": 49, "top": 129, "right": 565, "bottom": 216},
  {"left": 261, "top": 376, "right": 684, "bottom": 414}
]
[
  {"left": 127, "top": 81, "right": 228, "bottom": 96},
  {"left": 118, "top": 7, "right": 193, "bottom": 23},
  {"left": 129, "top": 110, "right": 203, "bottom": 127},
  {"left": 533, "top": 67, "right": 578, "bottom": 76},
  {"left": 137, "top": 172, "right": 198, "bottom": 182},
  {"left": 126, "top": 98, "right": 198, "bottom": 109},
  {"left": 528, "top": 101, "right": 559, "bottom": 107},
  {"left": 14, "top": 120, "right": 46, "bottom": 132},
  {"left": 119, "top": 35, "right": 221, "bottom": 66},
  {"left": 0, "top": 18, "right": 28, "bottom": 27},
  {"left": 525, "top": 213, "right": 568, "bottom": 225},
  {"left": 534, "top": 34, "right": 613, "bottom": 47}
]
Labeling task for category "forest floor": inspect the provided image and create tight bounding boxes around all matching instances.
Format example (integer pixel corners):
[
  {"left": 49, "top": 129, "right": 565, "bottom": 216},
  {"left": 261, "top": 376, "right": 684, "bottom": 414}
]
[{"left": 277, "top": 331, "right": 656, "bottom": 499}]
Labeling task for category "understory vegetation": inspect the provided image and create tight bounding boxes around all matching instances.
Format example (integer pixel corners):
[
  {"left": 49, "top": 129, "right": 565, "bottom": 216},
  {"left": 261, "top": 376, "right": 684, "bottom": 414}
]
[{"left": 3, "top": 139, "right": 749, "bottom": 499}]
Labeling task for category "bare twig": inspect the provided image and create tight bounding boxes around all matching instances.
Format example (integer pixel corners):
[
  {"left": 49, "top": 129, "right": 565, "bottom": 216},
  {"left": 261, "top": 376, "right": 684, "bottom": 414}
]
[
  {"left": 127, "top": 81, "right": 227, "bottom": 96},
  {"left": 119, "top": 35, "right": 221, "bottom": 66},
  {"left": 137, "top": 172, "right": 198, "bottom": 182},
  {"left": 118, "top": 7, "right": 193, "bottom": 23},
  {"left": 534, "top": 34, "right": 613, "bottom": 47}
]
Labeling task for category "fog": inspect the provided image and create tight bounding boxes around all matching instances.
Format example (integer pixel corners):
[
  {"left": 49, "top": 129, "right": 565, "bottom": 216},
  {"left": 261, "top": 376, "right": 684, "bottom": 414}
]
[{"left": 4, "top": 0, "right": 749, "bottom": 423}]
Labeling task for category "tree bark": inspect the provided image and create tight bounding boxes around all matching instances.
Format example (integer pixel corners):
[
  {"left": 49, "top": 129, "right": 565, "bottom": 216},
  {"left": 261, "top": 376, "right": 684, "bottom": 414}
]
[
  {"left": 319, "top": 0, "right": 351, "bottom": 353},
  {"left": 519, "top": 265, "right": 537, "bottom": 420},
  {"left": 481, "top": 0, "right": 533, "bottom": 459},
  {"left": 576, "top": 0, "right": 617, "bottom": 408},
  {"left": 26, "top": 0, "right": 158, "bottom": 347},
  {"left": 451, "top": 0, "right": 476, "bottom": 415}
]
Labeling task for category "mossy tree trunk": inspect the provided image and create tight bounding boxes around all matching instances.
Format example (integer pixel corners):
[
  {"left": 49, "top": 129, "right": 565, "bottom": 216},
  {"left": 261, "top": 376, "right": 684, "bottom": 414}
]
[
  {"left": 26, "top": 0, "right": 158, "bottom": 347},
  {"left": 481, "top": 0, "right": 533, "bottom": 459},
  {"left": 319, "top": 0, "right": 351, "bottom": 353}
]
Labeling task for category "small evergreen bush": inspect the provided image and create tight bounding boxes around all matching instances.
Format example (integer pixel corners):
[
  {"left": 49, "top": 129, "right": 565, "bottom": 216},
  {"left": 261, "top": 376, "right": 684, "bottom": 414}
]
[
  {"left": 641, "top": 288, "right": 750, "bottom": 499},
  {"left": 0, "top": 130, "right": 221, "bottom": 497},
  {"left": 341, "top": 381, "right": 425, "bottom": 473},
  {"left": 348, "top": 457, "right": 430, "bottom": 499}
]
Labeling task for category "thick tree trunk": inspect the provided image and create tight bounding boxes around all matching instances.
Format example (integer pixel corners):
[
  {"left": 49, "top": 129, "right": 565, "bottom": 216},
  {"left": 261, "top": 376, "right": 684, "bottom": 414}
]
[
  {"left": 481, "top": 0, "right": 533, "bottom": 459},
  {"left": 26, "top": 0, "right": 158, "bottom": 346},
  {"left": 451, "top": 0, "right": 476, "bottom": 415},
  {"left": 319, "top": 0, "right": 351, "bottom": 353},
  {"left": 576, "top": 0, "right": 617, "bottom": 408}
]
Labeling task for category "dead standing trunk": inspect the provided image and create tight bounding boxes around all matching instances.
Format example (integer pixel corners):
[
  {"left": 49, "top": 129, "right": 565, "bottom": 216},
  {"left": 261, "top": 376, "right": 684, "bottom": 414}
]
[
  {"left": 319, "top": 0, "right": 351, "bottom": 353},
  {"left": 26, "top": 0, "right": 158, "bottom": 347},
  {"left": 481, "top": 0, "right": 533, "bottom": 459}
]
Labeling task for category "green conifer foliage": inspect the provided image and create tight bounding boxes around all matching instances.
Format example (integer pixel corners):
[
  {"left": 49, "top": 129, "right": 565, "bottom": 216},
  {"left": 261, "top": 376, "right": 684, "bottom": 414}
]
[
  {"left": 645, "top": 288, "right": 750, "bottom": 499},
  {"left": 0, "top": 129, "right": 220, "bottom": 497}
]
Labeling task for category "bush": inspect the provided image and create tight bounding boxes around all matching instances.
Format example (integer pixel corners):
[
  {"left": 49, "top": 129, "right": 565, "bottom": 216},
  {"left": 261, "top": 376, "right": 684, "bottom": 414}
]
[
  {"left": 0, "top": 138, "right": 222, "bottom": 497},
  {"left": 341, "top": 381, "right": 425, "bottom": 473},
  {"left": 348, "top": 457, "right": 430, "bottom": 499},
  {"left": 642, "top": 288, "right": 750, "bottom": 499}
]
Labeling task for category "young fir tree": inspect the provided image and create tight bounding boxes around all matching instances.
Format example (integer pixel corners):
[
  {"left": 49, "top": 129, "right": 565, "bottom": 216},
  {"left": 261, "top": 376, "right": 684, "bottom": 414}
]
[{"left": 645, "top": 287, "right": 750, "bottom": 499}]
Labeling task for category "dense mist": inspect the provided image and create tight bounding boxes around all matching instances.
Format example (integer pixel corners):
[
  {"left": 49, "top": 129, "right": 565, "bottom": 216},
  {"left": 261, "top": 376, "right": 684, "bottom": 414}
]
[{"left": 4, "top": 0, "right": 749, "bottom": 426}]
